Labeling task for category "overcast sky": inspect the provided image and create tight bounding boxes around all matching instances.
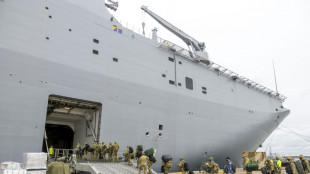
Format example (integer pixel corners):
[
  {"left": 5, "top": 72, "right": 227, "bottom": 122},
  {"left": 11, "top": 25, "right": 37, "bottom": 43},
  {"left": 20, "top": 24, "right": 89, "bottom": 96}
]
[{"left": 106, "top": 0, "right": 310, "bottom": 156}]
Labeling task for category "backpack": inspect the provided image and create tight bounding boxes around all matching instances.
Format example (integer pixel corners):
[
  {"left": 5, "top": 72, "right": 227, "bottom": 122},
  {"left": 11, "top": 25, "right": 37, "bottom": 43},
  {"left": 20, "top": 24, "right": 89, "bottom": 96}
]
[
  {"left": 261, "top": 166, "right": 268, "bottom": 174},
  {"left": 84, "top": 144, "right": 90, "bottom": 150},
  {"left": 213, "top": 163, "right": 219, "bottom": 173},
  {"left": 137, "top": 145, "right": 143, "bottom": 151},
  {"left": 136, "top": 151, "right": 142, "bottom": 158},
  {"left": 128, "top": 146, "right": 133, "bottom": 153},
  {"left": 149, "top": 155, "right": 157, "bottom": 163},
  {"left": 232, "top": 163, "right": 236, "bottom": 173},
  {"left": 274, "top": 162, "right": 281, "bottom": 173},
  {"left": 286, "top": 165, "right": 293, "bottom": 174},
  {"left": 184, "top": 161, "right": 189, "bottom": 171},
  {"left": 188, "top": 171, "right": 194, "bottom": 174},
  {"left": 294, "top": 160, "right": 305, "bottom": 174}
]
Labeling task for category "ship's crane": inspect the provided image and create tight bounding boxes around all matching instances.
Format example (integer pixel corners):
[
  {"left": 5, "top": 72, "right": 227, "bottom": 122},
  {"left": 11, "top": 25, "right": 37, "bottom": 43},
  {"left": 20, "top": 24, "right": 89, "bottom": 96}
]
[{"left": 141, "top": 5, "right": 209, "bottom": 61}]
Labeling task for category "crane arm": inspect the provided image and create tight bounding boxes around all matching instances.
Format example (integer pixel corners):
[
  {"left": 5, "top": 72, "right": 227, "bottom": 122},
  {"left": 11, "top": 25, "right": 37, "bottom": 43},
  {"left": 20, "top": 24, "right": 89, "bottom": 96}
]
[{"left": 141, "top": 5, "right": 207, "bottom": 54}]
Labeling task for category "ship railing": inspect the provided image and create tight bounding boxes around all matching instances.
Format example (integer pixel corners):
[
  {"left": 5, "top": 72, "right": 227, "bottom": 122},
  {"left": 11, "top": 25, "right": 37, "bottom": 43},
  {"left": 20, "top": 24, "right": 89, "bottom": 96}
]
[{"left": 156, "top": 37, "right": 287, "bottom": 102}]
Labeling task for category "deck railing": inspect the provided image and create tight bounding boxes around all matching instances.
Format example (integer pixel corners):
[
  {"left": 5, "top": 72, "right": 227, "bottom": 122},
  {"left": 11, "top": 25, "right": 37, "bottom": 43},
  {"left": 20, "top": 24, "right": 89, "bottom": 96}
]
[{"left": 157, "top": 37, "right": 287, "bottom": 102}]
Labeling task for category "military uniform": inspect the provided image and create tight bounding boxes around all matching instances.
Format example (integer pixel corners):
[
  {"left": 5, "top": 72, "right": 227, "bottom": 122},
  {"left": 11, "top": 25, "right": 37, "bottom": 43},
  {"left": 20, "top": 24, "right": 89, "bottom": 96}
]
[
  {"left": 83, "top": 142, "right": 89, "bottom": 160},
  {"left": 207, "top": 157, "right": 217, "bottom": 174},
  {"left": 75, "top": 143, "right": 81, "bottom": 160},
  {"left": 178, "top": 157, "right": 186, "bottom": 174},
  {"left": 288, "top": 157, "right": 298, "bottom": 174},
  {"left": 147, "top": 155, "right": 156, "bottom": 174},
  {"left": 90, "top": 142, "right": 96, "bottom": 161},
  {"left": 138, "top": 154, "right": 149, "bottom": 174},
  {"left": 162, "top": 160, "right": 172, "bottom": 174},
  {"left": 300, "top": 155, "right": 310, "bottom": 174},
  {"left": 95, "top": 142, "right": 101, "bottom": 160},
  {"left": 108, "top": 142, "right": 113, "bottom": 162},
  {"left": 266, "top": 158, "right": 275, "bottom": 174},
  {"left": 135, "top": 147, "right": 141, "bottom": 168},
  {"left": 101, "top": 142, "right": 107, "bottom": 161},
  {"left": 124, "top": 146, "right": 133, "bottom": 166},
  {"left": 112, "top": 141, "right": 119, "bottom": 162},
  {"left": 242, "top": 155, "right": 252, "bottom": 174}
]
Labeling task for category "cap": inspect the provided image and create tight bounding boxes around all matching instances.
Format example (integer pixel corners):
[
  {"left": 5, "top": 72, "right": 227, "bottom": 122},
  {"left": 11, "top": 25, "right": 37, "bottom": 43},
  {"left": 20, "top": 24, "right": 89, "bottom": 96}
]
[
  {"left": 299, "top": 155, "right": 304, "bottom": 158},
  {"left": 180, "top": 157, "right": 184, "bottom": 160},
  {"left": 209, "top": 156, "right": 214, "bottom": 160},
  {"left": 287, "top": 157, "right": 292, "bottom": 160}
]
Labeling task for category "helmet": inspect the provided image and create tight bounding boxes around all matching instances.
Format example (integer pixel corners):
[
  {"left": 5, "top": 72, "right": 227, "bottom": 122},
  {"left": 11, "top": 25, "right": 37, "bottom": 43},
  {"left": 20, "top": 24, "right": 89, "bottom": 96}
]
[
  {"left": 299, "top": 155, "right": 304, "bottom": 158},
  {"left": 180, "top": 157, "right": 184, "bottom": 160},
  {"left": 109, "top": 142, "right": 112, "bottom": 145},
  {"left": 287, "top": 157, "right": 292, "bottom": 160},
  {"left": 209, "top": 156, "right": 213, "bottom": 160},
  {"left": 114, "top": 141, "right": 117, "bottom": 144},
  {"left": 276, "top": 156, "right": 279, "bottom": 160}
]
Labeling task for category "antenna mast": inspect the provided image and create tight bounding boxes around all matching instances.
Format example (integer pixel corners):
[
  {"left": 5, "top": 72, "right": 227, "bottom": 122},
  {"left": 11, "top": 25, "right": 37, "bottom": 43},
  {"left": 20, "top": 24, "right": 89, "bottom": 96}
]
[{"left": 272, "top": 59, "right": 278, "bottom": 93}]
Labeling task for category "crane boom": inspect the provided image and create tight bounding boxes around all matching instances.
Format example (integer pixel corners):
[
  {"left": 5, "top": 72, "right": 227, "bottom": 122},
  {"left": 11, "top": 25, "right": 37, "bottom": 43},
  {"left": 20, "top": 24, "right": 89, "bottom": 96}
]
[{"left": 141, "top": 5, "right": 209, "bottom": 60}]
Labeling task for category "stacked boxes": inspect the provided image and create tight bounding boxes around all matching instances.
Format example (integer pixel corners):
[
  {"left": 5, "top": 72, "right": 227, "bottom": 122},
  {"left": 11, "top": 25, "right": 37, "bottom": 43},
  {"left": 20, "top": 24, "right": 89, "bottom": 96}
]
[
  {"left": 22, "top": 153, "right": 47, "bottom": 174},
  {"left": 1, "top": 162, "right": 26, "bottom": 174}
]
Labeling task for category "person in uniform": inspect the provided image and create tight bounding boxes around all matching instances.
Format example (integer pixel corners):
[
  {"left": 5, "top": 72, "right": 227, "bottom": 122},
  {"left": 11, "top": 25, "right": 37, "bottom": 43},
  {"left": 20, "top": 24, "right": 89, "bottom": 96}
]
[
  {"left": 147, "top": 154, "right": 156, "bottom": 174},
  {"left": 124, "top": 146, "right": 133, "bottom": 166},
  {"left": 90, "top": 142, "right": 96, "bottom": 161},
  {"left": 287, "top": 157, "right": 298, "bottom": 174},
  {"left": 161, "top": 160, "right": 172, "bottom": 174},
  {"left": 108, "top": 142, "right": 113, "bottom": 162},
  {"left": 101, "top": 142, "right": 107, "bottom": 162},
  {"left": 178, "top": 157, "right": 186, "bottom": 174},
  {"left": 266, "top": 158, "right": 275, "bottom": 174},
  {"left": 206, "top": 156, "right": 217, "bottom": 174},
  {"left": 276, "top": 157, "right": 282, "bottom": 174},
  {"left": 112, "top": 141, "right": 119, "bottom": 162},
  {"left": 138, "top": 153, "right": 149, "bottom": 174},
  {"left": 242, "top": 154, "right": 252, "bottom": 174},
  {"left": 83, "top": 142, "right": 89, "bottom": 160},
  {"left": 49, "top": 145, "right": 54, "bottom": 159},
  {"left": 75, "top": 143, "right": 81, "bottom": 160},
  {"left": 135, "top": 147, "right": 141, "bottom": 168},
  {"left": 299, "top": 155, "right": 310, "bottom": 174},
  {"left": 95, "top": 142, "right": 101, "bottom": 160}
]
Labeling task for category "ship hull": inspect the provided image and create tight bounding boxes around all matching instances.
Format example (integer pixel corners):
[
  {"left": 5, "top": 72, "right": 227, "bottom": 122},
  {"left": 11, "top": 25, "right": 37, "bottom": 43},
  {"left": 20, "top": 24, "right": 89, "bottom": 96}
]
[{"left": 0, "top": 0, "right": 289, "bottom": 171}]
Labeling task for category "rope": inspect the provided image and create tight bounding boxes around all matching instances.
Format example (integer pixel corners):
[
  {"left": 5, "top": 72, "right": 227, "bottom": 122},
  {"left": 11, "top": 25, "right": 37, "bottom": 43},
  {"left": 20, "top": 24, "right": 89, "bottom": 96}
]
[{"left": 264, "top": 127, "right": 279, "bottom": 152}]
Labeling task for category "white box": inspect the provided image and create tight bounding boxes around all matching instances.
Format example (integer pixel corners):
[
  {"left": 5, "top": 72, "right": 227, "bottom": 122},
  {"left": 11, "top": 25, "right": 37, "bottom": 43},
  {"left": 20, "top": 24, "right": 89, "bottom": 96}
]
[
  {"left": 1, "top": 162, "right": 21, "bottom": 170},
  {"left": 2, "top": 169, "right": 27, "bottom": 174},
  {"left": 22, "top": 153, "right": 47, "bottom": 170},
  {"left": 26, "top": 170, "right": 46, "bottom": 174}
]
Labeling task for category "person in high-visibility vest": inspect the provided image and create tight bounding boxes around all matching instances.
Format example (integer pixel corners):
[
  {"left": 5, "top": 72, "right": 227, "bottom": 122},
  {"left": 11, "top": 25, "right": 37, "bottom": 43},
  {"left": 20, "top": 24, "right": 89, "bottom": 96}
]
[{"left": 49, "top": 145, "right": 54, "bottom": 158}]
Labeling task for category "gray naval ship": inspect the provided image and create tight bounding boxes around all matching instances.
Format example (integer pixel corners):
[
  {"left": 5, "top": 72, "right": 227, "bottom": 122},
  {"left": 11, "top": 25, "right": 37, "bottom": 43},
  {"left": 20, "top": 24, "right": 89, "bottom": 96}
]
[{"left": 0, "top": 0, "right": 289, "bottom": 171}]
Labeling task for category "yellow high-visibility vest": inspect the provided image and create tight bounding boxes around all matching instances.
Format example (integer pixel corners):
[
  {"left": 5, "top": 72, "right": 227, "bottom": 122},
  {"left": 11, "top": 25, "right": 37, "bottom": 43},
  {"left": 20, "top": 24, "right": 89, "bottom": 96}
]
[
  {"left": 49, "top": 147, "right": 54, "bottom": 155},
  {"left": 277, "top": 160, "right": 282, "bottom": 167}
]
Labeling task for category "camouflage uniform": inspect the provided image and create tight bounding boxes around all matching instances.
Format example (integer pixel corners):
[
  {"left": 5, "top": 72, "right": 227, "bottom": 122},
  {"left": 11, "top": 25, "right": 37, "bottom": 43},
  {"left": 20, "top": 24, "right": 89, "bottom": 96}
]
[
  {"left": 300, "top": 155, "right": 310, "bottom": 174},
  {"left": 162, "top": 160, "right": 172, "bottom": 174},
  {"left": 178, "top": 157, "right": 186, "bottom": 174},
  {"left": 147, "top": 155, "right": 156, "bottom": 174},
  {"left": 112, "top": 141, "right": 119, "bottom": 162},
  {"left": 266, "top": 158, "right": 274, "bottom": 174},
  {"left": 242, "top": 155, "right": 252, "bottom": 174},
  {"left": 124, "top": 146, "right": 133, "bottom": 166},
  {"left": 207, "top": 156, "right": 217, "bottom": 174},
  {"left": 138, "top": 154, "right": 149, "bottom": 174},
  {"left": 101, "top": 142, "right": 107, "bottom": 161},
  {"left": 288, "top": 157, "right": 298, "bottom": 174},
  {"left": 90, "top": 142, "right": 96, "bottom": 161},
  {"left": 83, "top": 142, "right": 89, "bottom": 160},
  {"left": 135, "top": 147, "right": 140, "bottom": 168},
  {"left": 95, "top": 142, "right": 101, "bottom": 160},
  {"left": 108, "top": 142, "right": 113, "bottom": 162},
  {"left": 75, "top": 143, "right": 81, "bottom": 160}
]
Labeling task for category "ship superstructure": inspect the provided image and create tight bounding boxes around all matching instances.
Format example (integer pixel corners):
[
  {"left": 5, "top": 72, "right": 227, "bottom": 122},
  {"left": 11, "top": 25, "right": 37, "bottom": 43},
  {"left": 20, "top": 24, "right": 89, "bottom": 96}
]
[{"left": 0, "top": 0, "right": 289, "bottom": 171}]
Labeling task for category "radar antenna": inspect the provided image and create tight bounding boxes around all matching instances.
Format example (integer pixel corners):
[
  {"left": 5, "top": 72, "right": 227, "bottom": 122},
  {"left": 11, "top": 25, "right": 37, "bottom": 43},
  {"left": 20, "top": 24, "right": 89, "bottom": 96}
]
[
  {"left": 141, "top": 5, "right": 209, "bottom": 61},
  {"left": 105, "top": 0, "right": 118, "bottom": 11}
]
